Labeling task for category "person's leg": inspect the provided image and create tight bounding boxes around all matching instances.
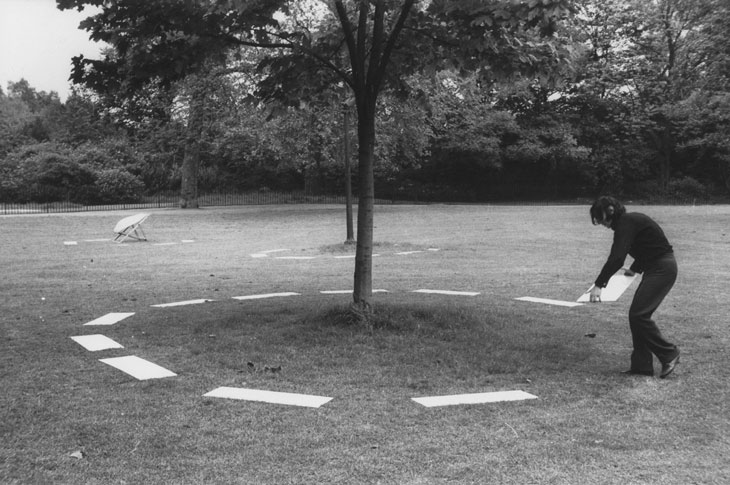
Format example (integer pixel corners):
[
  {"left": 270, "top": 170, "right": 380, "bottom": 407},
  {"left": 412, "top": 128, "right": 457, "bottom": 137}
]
[
  {"left": 628, "top": 255, "right": 679, "bottom": 370},
  {"left": 628, "top": 326, "right": 654, "bottom": 374}
]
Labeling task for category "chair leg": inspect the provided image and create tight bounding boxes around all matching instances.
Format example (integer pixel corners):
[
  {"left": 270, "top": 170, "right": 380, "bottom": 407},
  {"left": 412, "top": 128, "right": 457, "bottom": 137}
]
[{"left": 134, "top": 225, "right": 147, "bottom": 241}]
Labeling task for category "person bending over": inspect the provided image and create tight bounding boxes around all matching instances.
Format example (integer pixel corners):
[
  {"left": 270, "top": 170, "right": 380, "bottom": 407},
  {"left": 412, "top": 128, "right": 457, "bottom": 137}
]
[{"left": 589, "top": 196, "right": 680, "bottom": 378}]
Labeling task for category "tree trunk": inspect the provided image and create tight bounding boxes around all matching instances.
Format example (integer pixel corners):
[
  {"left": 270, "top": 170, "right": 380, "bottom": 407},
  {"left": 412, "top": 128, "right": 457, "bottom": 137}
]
[
  {"left": 648, "top": 127, "right": 673, "bottom": 192},
  {"left": 179, "top": 87, "right": 205, "bottom": 209},
  {"left": 343, "top": 106, "right": 355, "bottom": 243},
  {"left": 333, "top": 0, "right": 415, "bottom": 324},
  {"left": 351, "top": 99, "right": 376, "bottom": 320},
  {"left": 179, "top": 137, "right": 200, "bottom": 208}
]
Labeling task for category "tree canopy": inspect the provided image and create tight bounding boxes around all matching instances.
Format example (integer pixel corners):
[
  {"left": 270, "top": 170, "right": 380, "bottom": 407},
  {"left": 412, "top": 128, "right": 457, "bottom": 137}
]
[{"left": 0, "top": 0, "right": 726, "bottom": 320}]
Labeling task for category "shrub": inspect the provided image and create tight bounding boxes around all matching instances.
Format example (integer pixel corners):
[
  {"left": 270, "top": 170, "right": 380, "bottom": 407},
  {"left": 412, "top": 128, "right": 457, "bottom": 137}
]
[
  {"left": 13, "top": 150, "right": 97, "bottom": 203},
  {"left": 627, "top": 176, "right": 708, "bottom": 203},
  {"left": 667, "top": 176, "right": 707, "bottom": 202},
  {"left": 72, "top": 145, "right": 118, "bottom": 170},
  {"left": 95, "top": 168, "right": 144, "bottom": 203}
]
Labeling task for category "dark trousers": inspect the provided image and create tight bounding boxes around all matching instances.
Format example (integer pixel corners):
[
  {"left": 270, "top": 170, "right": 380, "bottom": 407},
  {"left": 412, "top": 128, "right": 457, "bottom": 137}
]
[{"left": 628, "top": 253, "right": 679, "bottom": 372}]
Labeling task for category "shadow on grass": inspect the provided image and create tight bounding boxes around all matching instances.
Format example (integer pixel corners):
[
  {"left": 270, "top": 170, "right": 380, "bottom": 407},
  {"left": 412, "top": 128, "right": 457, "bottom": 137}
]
[{"left": 280, "top": 300, "right": 595, "bottom": 381}]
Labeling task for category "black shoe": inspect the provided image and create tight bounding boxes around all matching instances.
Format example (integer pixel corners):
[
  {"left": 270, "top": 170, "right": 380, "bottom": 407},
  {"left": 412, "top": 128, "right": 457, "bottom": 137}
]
[
  {"left": 621, "top": 369, "right": 654, "bottom": 377},
  {"left": 660, "top": 354, "right": 680, "bottom": 379}
]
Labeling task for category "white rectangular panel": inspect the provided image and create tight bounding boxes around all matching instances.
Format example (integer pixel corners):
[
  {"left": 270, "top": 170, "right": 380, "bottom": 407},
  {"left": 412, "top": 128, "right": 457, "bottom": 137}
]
[
  {"left": 152, "top": 299, "right": 213, "bottom": 308},
  {"left": 413, "top": 289, "right": 480, "bottom": 296},
  {"left": 71, "top": 334, "right": 124, "bottom": 352},
  {"left": 203, "top": 387, "right": 332, "bottom": 408},
  {"left": 99, "top": 355, "right": 177, "bottom": 380},
  {"left": 412, "top": 390, "right": 538, "bottom": 407},
  {"left": 516, "top": 297, "right": 584, "bottom": 308},
  {"left": 84, "top": 312, "right": 135, "bottom": 326},
  {"left": 577, "top": 274, "right": 637, "bottom": 302},
  {"left": 232, "top": 292, "right": 300, "bottom": 300}
]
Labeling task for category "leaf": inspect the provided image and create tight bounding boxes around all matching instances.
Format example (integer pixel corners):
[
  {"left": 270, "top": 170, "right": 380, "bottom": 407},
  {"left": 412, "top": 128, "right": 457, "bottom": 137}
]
[{"left": 70, "top": 450, "right": 84, "bottom": 459}]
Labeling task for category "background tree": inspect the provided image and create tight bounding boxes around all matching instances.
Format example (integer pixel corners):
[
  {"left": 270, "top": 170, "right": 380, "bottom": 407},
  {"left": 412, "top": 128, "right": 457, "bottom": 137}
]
[
  {"left": 56, "top": 0, "right": 577, "bottom": 321},
  {"left": 564, "top": 0, "right": 730, "bottom": 196},
  {"left": 56, "top": 0, "right": 273, "bottom": 207},
  {"left": 4, "top": 2, "right": 728, "bottom": 213},
  {"left": 257, "top": 0, "right": 577, "bottom": 318}
]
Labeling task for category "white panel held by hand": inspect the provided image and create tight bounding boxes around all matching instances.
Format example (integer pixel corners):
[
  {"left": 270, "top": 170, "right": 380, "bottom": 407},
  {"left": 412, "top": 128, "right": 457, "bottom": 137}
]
[{"left": 577, "top": 273, "right": 637, "bottom": 303}]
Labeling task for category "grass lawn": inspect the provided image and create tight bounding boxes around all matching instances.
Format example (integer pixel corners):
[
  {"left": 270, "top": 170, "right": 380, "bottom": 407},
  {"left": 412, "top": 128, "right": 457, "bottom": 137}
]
[{"left": 1, "top": 203, "right": 729, "bottom": 484}]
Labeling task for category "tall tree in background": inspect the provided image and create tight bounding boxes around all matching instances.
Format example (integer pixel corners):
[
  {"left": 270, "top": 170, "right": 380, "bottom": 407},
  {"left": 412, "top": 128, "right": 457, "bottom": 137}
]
[
  {"left": 570, "top": 0, "right": 730, "bottom": 191},
  {"left": 57, "top": 0, "right": 278, "bottom": 207},
  {"left": 59, "top": 0, "right": 576, "bottom": 321},
  {"left": 253, "top": 0, "right": 577, "bottom": 319}
]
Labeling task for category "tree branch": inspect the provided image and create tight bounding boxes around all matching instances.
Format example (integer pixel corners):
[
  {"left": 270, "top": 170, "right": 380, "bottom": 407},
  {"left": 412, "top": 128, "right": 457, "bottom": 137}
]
[
  {"left": 367, "top": 0, "right": 386, "bottom": 88},
  {"left": 356, "top": 0, "right": 369, "bottom": 91},
  {"left": 334, "top": 1, "right": 360, "bottom": 89},
  {"left": 373, "top": 0, "right": 415, "bottom": 91},
  {"left": 217, "top": 30, "right": 353, "bottom": 89}
]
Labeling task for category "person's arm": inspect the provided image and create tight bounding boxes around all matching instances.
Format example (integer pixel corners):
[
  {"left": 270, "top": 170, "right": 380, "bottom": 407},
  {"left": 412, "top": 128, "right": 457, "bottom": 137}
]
[
  {"left": 628, "top": 260, "right": 643, "bottom": 274},
  {"left": 594, "top": 221, "right": 634, "bottom": 288}
]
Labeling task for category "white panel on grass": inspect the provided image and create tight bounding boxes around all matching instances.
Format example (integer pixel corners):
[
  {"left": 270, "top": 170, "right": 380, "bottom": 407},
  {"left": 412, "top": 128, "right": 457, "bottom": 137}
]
[
  {"left": 99, "top": 355, "right": 177, "bottom": 380},
  {"left": 204, "top": 387, "right": 333, "bottom": 408},
  {"left": 232, "top": 292, "right": 300, "bottom": 300},
  {"left": 274, "top": 256, "right": 317, "bottom": 260},
  {"left": 396, "top": 250, "right": 424, "bottom": 255},
  {"left": 412, "top": 390, "right": 538, "bottom": 407},
  {"left": 181, "top": 240, "right": 195, "bottom": 243},
  {"left": 320, "top": 289, "right": 389, "bottom": 294},
  {"left": 515, "top": 297, "right": 584, "bottom": 308},
  {"left": 151, "top": 299, "right": 214, "bottom": 308},
  {"left": 335, "top": 253, "right": 379, "bottom": 258},
  {"left": 84, "top": 238, "right": 111, "bottom": 242},
  {"left": 71, "top": 334, "right": 124, "bottom": 351},
  {"left": 413, "top": 289, "right": 480, "bottom": 296},
  {"left": 251, "top": 249, "right": 290, "bottom": 257},
  {"left": 63, "top": 241, "right": 78, "bottom": 245},
  {"left": 576, "top": 274, "right": 637, "bottom": 303},
  {"left": 153, "top": 242, "right": 177, "bottom": 246},
  {"left": 84, "top": 312, "right": 135, "bottom": 326}
]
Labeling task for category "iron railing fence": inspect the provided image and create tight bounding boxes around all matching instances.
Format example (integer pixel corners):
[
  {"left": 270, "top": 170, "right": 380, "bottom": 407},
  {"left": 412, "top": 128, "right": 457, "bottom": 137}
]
[
  {"left": 0, "top": 190, "right": 359, "bottom": 215},
  {"left": 1, "top": 188, "right": 721, "bottom": 215}
]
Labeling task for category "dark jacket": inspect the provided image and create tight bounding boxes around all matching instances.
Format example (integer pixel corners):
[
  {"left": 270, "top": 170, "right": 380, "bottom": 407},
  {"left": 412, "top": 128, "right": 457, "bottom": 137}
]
[{"left": 595, "top": 212, "right": 673, "bottom": 288}]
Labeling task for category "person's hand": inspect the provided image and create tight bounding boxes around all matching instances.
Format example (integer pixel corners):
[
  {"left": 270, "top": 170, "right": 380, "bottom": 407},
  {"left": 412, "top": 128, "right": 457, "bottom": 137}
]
[{"left": 589, "top": 286, "right": 602, "bottom": 303}]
